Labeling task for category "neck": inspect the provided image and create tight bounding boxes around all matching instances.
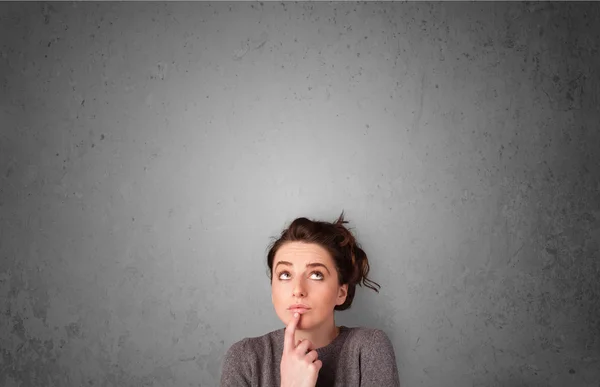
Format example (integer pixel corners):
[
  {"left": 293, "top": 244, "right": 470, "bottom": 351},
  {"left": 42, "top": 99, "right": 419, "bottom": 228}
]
[{"left": 294, "top": 319, "right": 339, "bottom": 350}]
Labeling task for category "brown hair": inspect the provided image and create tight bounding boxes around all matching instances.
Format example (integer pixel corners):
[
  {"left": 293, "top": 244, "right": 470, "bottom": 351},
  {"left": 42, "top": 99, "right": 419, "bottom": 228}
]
[{"left": 266, "top": 211, "right": 380, "bottom": 310}]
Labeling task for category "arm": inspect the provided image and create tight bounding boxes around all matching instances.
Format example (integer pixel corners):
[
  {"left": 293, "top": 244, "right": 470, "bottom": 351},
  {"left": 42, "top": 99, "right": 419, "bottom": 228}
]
[
  {"left": 220, "top": 339, "right": 252, "bottom": 387},
  {"left": 360, "top": 329, "right": 401, "bottom": 387}
]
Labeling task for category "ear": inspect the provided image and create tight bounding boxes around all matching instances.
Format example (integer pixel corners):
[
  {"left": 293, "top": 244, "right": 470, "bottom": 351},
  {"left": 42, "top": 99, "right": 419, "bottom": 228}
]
[{"left": 336, "top": 284, "right": 348, "bottom": 306}]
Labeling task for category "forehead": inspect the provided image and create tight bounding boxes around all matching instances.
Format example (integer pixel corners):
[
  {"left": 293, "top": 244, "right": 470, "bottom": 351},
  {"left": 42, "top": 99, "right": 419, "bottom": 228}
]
[{"left": 274, "top": 242, "right": 332, "bottom": 264}]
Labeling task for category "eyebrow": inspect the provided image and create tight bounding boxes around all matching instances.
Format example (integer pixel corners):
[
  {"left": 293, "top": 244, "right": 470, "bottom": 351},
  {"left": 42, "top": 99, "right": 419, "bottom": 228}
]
[{"left": 274, "top": 261, "right": 331, "bottom": 274}]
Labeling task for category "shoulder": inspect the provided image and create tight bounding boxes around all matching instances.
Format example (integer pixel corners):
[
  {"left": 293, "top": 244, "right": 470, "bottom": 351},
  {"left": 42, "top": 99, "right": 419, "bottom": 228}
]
[
  {"left": 224, "top": 337, "right": 251, "bottom": 360},
  {"left": 344, "top": 327, "right": 400, "bottom": 386},
  {"left": 345, "top": 326, "right": 394, "bottom": 347},
  {"left": 224, "top": 328, "right": 284, "bottom": 360},
  {"left": 222, "top": 336, "right": 253, "bottom": 375},
  {"left": 221, "top": 337, "right": 253, "bottom": 385},
  {"left": 221, "top": 329, "right": 284, "bottom": 385},
  {"left": 343, "top": 326, "right": 396, "bottom": 359}
]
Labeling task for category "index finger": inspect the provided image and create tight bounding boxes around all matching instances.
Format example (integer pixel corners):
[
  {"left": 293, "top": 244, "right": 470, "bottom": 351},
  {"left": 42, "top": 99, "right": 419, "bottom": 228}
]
[{"left": 284, "top": 312, "right": 299, "bottom": 351}]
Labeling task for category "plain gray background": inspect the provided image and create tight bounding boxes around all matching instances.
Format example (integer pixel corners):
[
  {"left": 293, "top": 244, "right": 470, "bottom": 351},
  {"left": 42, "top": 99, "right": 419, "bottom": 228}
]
[{"left": 1, "top": 2, "right": 599, "bottom": 386}]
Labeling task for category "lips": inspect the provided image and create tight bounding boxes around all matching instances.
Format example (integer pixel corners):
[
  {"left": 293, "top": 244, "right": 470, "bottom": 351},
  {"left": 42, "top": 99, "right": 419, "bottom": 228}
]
[{"left": 288, "top": 304, "right": 311, "bottom": 313}]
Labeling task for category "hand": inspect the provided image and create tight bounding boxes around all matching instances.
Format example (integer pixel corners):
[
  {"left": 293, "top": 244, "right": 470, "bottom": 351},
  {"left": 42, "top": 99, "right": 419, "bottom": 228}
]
[{"left": 280, "top": 312, "right": 322, "bottom": 387}]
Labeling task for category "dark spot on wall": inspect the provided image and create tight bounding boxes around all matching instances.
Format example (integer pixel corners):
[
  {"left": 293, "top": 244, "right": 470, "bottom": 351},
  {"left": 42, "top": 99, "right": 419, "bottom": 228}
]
[
  {"left": 12, "top": 315, "right": 26, "bottom": 340},
  {"left": 101, "top": 134, "right": 105, "bottom": 140},
  {"left": 581, "top": 212, "right": 596, "bottom": 223},
  {"left": 569, "top": 368, "right": 575, "bottom": 374},
  {"left": 65, "top": 322, "right": 81, "bottom": 339},
  {"left": 41, "top": 3, "right": 54, "bottom": 25},
  {"left": 566, "top": 91, "right": 573, "bottom": 102}
]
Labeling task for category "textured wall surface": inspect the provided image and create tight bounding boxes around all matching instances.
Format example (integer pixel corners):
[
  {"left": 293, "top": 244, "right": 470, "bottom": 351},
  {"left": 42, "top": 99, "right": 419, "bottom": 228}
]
[{"left": 1, "top": 2, "right": 599, "bottom": 386}]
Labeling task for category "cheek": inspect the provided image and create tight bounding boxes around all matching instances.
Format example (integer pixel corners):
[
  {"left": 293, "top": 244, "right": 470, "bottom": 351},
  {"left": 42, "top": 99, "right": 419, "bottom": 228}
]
[
  {"left": 313, "top": 284, "right": 337, "bottom": 303},
  {"left": 328, "top": 285, "right": 343, "bottom": 303},
  {"left": 271, "top": 283, "right": 285, "bottom": 305}
]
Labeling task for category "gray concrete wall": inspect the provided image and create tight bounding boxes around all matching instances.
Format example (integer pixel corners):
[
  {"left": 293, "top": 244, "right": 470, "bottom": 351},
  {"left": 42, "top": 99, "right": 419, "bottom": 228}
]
[{"left": 1, "top": 2, "right": 599, "bottom": 386}]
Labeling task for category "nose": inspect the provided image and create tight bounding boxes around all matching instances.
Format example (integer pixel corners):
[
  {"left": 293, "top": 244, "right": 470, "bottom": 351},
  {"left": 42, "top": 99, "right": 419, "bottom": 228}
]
[{"left": 292, "top": 277, "right": 307, "bottom": 298}]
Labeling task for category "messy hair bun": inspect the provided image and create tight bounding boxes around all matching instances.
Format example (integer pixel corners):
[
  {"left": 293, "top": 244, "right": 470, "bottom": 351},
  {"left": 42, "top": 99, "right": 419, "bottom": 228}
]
[{"left": 267, "top": 211, "right": 380, "bottom": 310}]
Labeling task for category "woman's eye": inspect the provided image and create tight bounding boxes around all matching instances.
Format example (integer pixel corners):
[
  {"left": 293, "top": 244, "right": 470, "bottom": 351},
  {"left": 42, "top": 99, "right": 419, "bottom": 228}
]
[{"left": 277, "top": 271, "right": 323, "bottom": 280}]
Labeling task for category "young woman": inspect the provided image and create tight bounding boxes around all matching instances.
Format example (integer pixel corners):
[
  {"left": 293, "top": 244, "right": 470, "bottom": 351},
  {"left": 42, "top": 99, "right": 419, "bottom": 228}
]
[{"left": 220, "top": 212, "right": 401, "bottom": 387}]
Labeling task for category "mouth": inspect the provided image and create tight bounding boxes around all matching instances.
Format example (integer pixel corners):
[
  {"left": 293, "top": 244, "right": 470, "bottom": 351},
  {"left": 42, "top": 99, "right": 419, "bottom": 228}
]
[{"left": 288, "top": 305, "right": 311, "bottom": 314}]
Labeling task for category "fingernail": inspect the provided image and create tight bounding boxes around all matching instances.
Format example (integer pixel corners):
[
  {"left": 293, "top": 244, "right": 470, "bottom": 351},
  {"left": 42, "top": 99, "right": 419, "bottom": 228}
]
[{"left": 294, "top": 312, "right": 299, "bottom": 318}]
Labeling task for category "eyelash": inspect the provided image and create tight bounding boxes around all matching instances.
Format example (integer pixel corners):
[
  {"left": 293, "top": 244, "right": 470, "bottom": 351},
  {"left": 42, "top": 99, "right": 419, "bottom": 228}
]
[{"left": 278, "top": 271, "right": 324, "bottom": 281}]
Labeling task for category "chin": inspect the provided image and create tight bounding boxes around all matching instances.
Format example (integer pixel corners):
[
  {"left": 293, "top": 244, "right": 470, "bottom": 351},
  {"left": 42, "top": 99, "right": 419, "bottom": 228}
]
[{"left": 295, "top": 319, "right": 313, "bottom": 330}]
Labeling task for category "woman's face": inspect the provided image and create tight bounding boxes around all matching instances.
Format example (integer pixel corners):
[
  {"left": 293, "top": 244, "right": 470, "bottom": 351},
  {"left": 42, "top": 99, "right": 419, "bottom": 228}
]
[{"left": 271, "top": 242, "right": 348, "bottom": 330}]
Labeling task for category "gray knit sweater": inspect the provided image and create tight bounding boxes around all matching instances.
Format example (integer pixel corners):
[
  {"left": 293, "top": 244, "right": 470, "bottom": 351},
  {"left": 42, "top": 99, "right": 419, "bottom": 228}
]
[{"left": 220, "top": 326, "right": 401, "bottom": 387}]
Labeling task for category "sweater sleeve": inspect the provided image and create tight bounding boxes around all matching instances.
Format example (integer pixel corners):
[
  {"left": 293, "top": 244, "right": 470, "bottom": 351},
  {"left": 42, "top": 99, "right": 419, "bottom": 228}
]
[
  {"left": 220, "top": 339, "right": 253, "bottom": 387},
  {"left": 360, "top": 329, "right": 401, "bottom": 387}
]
